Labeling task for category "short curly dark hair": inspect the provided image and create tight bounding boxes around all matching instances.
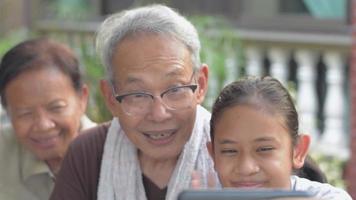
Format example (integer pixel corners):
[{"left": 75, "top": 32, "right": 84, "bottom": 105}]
[{"left": 0, "top": 38, "right": 83, "bottom": 107}]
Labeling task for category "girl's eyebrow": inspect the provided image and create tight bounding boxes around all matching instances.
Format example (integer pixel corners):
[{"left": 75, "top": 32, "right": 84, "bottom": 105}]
[
  {"left": 254, "top": 136, "right": 278, "bottom": 142},
  {"left": 219, "top": 139, "right": 238, "bottom": 145},
  {"left": 217, "top": 137, "right": 279, "bottom": 144}
]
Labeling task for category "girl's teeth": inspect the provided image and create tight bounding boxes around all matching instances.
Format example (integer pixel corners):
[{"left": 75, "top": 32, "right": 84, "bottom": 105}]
[{"left": 148, "top": 132, "right": 172, "bottom": 140}]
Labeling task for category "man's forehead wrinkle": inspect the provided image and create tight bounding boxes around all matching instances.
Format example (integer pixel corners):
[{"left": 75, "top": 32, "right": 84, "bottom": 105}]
[
  {"left": 129, "top": 56, "right": 186, "bottom": 69},
  {"left": 113, "top": 66, "right": 189, "bottom": 86}
]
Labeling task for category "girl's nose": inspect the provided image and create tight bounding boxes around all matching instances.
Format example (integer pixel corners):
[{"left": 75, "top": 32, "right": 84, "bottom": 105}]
[{"left": 234, "top": 155, "right": 260, "bottom": 176}]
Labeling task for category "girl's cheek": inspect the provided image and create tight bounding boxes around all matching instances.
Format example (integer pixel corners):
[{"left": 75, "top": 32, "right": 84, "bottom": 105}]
[{"left": 221, "top": 158, "right": 235, "bottom": 174}]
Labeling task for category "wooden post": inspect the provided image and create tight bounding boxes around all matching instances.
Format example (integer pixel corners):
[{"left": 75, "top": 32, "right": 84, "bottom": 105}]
[{"left": 346, "top": 0, "right": 356, "bottom": 198}]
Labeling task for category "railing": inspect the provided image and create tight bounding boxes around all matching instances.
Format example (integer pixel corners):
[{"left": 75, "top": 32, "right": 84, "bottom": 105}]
[
  {"left": 34, "top": 20, "right": 351, "bottom": 160},
  {"left": 36, "top": 20, "right": 98, "bottom": 57},
  {"left": 237, "top": 28, "right": 351, "bottom": 159}
]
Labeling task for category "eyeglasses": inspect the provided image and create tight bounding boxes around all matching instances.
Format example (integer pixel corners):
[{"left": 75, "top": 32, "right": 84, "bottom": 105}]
[
  {"left": 114, "top": 84, "right": 198, "bottom": 116},
  {"left": 112, "top": 76, "right": 198, "bottom": 116}
]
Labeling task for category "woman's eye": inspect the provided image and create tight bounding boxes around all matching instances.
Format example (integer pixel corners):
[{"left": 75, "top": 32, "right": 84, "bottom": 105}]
[
  {"left": 17, "top": 112, "right": 32, "bottom": 118},
  {"left": 50, "top": 105, "right": 65, "bottom": 112}
]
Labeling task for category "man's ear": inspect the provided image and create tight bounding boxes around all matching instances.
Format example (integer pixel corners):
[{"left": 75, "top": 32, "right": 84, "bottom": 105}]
[
  {"left": 292, "top": 134, "right": 310, "bottom": 169},
  {"left": 100, "top": 79, "right": 118, "bottom": 116},
  {"left": 196, "top": 64, "right": 209, "bottom": 104}
]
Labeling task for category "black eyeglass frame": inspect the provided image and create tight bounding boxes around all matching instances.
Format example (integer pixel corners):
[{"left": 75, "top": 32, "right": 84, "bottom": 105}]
[{"left": 114, "top": 84, "right": 198, "bottom": 103}]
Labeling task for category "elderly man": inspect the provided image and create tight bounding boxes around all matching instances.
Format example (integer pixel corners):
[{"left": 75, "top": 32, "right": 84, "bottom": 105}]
[{"left": 50, "top": 4, "right": 215, "bottom": 200}]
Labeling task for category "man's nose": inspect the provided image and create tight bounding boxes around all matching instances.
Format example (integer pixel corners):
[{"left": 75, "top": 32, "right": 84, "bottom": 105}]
[{"left": 146, "top": 97, "right": 172, "bottom": 122}]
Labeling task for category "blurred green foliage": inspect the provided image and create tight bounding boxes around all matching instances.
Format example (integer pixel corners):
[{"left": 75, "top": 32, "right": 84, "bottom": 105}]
[
  {"left": 36, "top": 0, "right": 245, "bottom": 117},
  {"left": 78, "top": 43, "right": 112, "bottom": 122},
  {"left": 192, "top": 16, "right": 229, "bottom": 79},
  {"left": 0, "top": 30, "right": 28, "bottom": 57},
  {"left": 189, "top": 15, "right": 244, "bottom": 109},
  {"left": 46, "top": 0, "right": 93, "bottom": 20},
  {"left": 0, "top": 4, "right": 348, "bottom": 189},
  {"left": 310, "top": 153, "right": 347, "bottom": 189}
]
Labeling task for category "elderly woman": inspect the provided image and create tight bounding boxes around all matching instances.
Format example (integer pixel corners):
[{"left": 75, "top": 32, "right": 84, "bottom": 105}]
[{"left": 0, "top": 38, "right": 96, "bottom": 200}]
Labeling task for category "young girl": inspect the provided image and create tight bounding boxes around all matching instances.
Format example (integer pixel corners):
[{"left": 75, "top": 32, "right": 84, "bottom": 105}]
[{"left": 207, "top": 76, "right": 352, "bottom": 200}]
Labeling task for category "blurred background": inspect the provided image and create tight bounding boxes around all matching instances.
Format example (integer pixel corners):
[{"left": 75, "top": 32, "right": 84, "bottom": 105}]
[{"left": 0, "top": 0, "right": 355, "bottom": 198}]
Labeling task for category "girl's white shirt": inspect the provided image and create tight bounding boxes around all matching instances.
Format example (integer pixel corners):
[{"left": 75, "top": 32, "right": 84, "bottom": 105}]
[{"left": 290, "top": 175, "right": 352, "bottom": 200}]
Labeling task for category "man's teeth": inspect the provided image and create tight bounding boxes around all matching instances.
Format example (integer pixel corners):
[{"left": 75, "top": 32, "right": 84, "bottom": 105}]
[{"left": 147, "top": 132, "right": 173, "bottom": 140}]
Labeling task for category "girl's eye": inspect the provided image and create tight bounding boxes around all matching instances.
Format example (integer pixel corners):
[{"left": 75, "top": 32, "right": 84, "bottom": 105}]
[
  {"left": 221, "top": 149, "right": 238, "bottom": 155},
  {"left": 257, "top": 146, "right": 275, "bottom": 152}
]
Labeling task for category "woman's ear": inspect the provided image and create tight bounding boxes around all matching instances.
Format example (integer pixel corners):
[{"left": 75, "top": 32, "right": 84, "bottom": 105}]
[
  {"left": 100, "top": 79, "right": 118, "bottom": 116},
  {"left": 292, "top": 134, "right": 310, "bottom": 169},
  {"left": 196, "top": 64, "right": 209, "bottom": 104},
  {"left": 79, "top": 84, "right": 89, "bottom": 113}
]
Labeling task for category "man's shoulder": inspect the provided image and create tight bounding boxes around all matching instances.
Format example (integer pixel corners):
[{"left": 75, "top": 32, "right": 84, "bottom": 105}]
[
  {"left": 69, "top": 121, "right": 111, "bottom": 156},
  {"left": 75, "top": 121, "right": 110, "bottom": 144},
  {"left": 50, "top": 122, "right": 111, "bottom": 200}
]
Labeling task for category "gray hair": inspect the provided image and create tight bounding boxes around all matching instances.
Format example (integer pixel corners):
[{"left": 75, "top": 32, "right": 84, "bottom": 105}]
[{"left": 96, "top": 4, "right": 202, "bottom": 81}]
